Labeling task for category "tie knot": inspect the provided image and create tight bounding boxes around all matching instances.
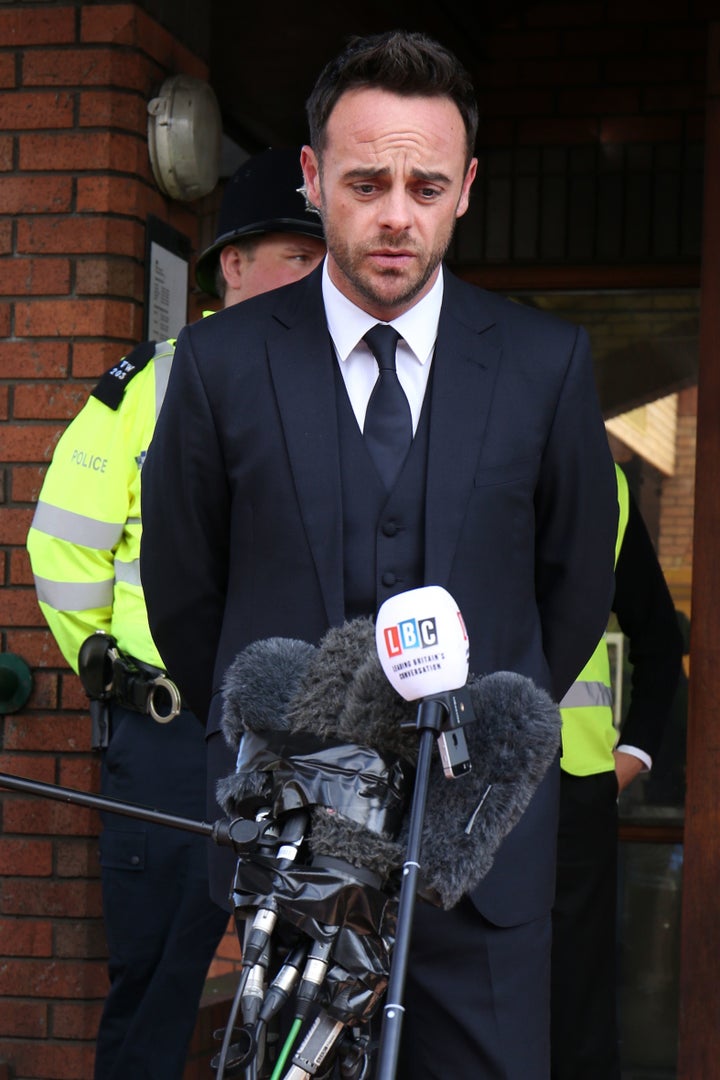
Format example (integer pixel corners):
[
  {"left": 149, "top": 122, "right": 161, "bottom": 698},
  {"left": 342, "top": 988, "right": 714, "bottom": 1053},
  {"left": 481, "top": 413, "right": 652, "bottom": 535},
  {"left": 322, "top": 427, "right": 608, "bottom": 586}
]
[{"left": 363, "top": 324, "right": 401, "bottom": 372}]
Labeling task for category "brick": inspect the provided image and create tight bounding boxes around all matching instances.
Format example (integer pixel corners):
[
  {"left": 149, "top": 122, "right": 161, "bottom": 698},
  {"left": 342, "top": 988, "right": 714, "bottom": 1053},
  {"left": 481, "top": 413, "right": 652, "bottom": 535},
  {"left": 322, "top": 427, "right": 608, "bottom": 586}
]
[
  {"left": 643, "top": 84, "right": 705, "bottom": 113},
  {"left": 54, "top": 919, "right": 106, "bottom": 963},
  {"left": 0, "top": 507, "right": 33, "bottom": 544},
  {"left": 485, "top": 29, "right": 560, "bottom": 59},
  {"left": 0, "top": 424, "right": 62, "bottom": 464},
  {"left": 1, "top": 812, "right": 98, "bottom": 851},
  {"left": 0, "top": 175, "right": 72, "bottom": 214},
  {"left": 607, "top": 0, "right": 690, "bottom": 21},
  {"left": 0, "top": 219, "right": 11, "bottom": 253},
  {"left": 3, "top": 90, "right": 75, "bottom": 130},
  {"left": 563, "top": 26, "right": 646, "bottom": 55},
  {"left": 17, "top": 215, "right": 142, "bottom": 258},
  {"left": 0, "top": 256, "right": 71, "bottom": 296},
  {"left": 71, "top": 339, "right": 137, "bottom": 379},
  {"left": 15, "top": 298, "right": 140, "bottom": 339},
  {"left": 58, "top": 758, "right": 96, "bottom": 793},
  {"left": 3, "top": 710, "right": 90, "bottom": 752},
  {"left": 0, "top": 384, "right": 7, "bottom": 420},
  {"left": 0, "top": 751, "right": 54, "bottom": 782},
  {"left": 19, "top": 130, "right": 147, "bottom": 176},
  {"left": 75, "top": 257, "right": 142, "bottom": 298},
  {"left": 0, "top": 302, "right": 11, "bottom": 337},
  {"left": 1, "top": 878, "right": 102, "bottom": 921},
  {"left": 607, "top": 55, "right": 690, "bottom": 85},
  {"left": 0, "top": 341, "right": 69, "bottom": 379},
  {"left": 0, "top": 54, "right": 15, "bottom": 89},
  {"left": 0, "top": 916, "right": 52, "bottom": 958},
  {"left": 0, "top": 956, "right": 107, "bottom": 998},
  {"left": 518, "top": 116, "right": 600, "bottom": 144},
  {"left": 51, "top": 999, "right": 104, "bottom": 1040},
  {"left": 478, "top": 87, "right": 554, "bottom": 117},
  {"left": 0, "top": 999, "right": 48, "bottom": 1038},
  {"left": 557, "top": 87, "right": 641, "bottom": 115},
  {"left": 600, "top": 114, "right": 683, "bottom": 142},
  {"left": 22, "top": 47, "right": 151, "bottom": 95},
  {"left": 61, "top": 676, "right": 89, "bottom": 713},
  {"left": 24, "top": 671, "right": 60, "bottom": 712},
  {"left": 0, "top": 9, "right": 75, "bottom": 47},
  {"left": 2, "top": 586, "right": 44, "bottom": 625},
  {"left": 0, "top": 838, "right": 53, "bottom": 877},
  {"left": 10, "top": 466, "right": 48, "bottom": 504},
  {"left": 81, "top": 4, "right": 208, "bottom": 80},
  {"left": 527, "top": 1, "right": 605, "bottom": 26},
  {"left": 518, "top": 57, "right": 601, "bottom": 86},
  {"left": 13, "top": 382, "right": 92, "bottom": 420},
  {"left": 55, "top": 838, "right": 100, "bottom": 879},
  {"left": 79, "top": 89, "right": 147, "bottom": 135},
  {"left": 76, "top": 173, "right": 147, "bottom": 216},
  {"left": 1, "top": 1039, "right": 97, "bottom": 1080}
]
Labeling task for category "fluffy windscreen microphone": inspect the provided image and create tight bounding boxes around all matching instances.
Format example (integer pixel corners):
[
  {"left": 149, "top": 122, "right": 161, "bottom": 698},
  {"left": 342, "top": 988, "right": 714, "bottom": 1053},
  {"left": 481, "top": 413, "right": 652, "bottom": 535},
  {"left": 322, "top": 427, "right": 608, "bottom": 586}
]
[
  {"left": 285, "top": 618, "right": 417, "bottom": 760},
  {"left": 217, "top": 636, "right": 316, "bottom": 815},
  {"left": 414, "top": 670, "right": 562, "bottom": 910},
  {"left": 279, "top": 619, "right": 418, "bottom": 885}
]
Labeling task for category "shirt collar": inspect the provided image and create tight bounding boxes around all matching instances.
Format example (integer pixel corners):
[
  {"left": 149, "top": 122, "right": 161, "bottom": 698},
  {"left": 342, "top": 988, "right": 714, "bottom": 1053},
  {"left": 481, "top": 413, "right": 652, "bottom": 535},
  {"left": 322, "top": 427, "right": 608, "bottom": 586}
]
[{"left": 322, "top": 259, "right": 443, "bottom": 366}]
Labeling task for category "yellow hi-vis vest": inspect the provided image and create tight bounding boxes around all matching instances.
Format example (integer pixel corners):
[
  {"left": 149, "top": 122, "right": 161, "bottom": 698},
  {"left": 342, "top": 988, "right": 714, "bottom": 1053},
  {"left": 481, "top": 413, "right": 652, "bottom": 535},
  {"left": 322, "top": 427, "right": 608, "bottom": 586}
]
[
  {"left": 26, "top": 339, "right": 177, "bottom": 673},
  {"left": 559, "top": 464, "right": 630, "bottom": 775}
]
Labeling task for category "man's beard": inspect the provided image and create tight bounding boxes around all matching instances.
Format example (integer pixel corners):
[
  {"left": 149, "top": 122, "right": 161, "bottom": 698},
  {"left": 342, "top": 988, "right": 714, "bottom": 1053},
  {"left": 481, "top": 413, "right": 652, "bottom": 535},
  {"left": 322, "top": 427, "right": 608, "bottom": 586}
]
[{"left": 321, "top": 220, "right": 455, "bottom": 311}]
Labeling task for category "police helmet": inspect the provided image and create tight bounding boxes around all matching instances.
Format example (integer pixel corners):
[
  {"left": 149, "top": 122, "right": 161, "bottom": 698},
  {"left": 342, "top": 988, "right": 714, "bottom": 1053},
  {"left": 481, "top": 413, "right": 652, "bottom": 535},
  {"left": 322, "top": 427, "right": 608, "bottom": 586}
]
[{"left": 195, "top": 147, "right": 324, "bottom": 297}]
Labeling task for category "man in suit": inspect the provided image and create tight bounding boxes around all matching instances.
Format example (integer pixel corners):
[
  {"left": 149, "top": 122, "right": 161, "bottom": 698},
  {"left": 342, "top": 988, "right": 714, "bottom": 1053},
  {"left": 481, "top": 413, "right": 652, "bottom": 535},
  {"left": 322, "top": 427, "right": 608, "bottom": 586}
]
[{"left": 140, "top": 29, "right": 617, "bottom": 1080}]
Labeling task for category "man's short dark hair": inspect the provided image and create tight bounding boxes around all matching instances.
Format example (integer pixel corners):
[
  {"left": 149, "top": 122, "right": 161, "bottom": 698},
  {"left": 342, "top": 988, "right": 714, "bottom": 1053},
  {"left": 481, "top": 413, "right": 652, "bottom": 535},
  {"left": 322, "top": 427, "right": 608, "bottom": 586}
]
[{"left": 306, "top": 30, "right": 479, "bottom": 168}]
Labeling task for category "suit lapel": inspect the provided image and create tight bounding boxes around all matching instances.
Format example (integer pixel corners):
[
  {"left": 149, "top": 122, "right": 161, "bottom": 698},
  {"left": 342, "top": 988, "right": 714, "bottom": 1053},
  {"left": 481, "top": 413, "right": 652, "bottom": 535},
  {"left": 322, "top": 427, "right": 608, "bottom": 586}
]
[
  {"left": 266, "top": 269, "right": 502, "bottom": 620},
  {"left": 267, "top": 273, "right": 345, "bottom": 627},
  {"left": 425, "top": 275, "right": 502, "bottom": 587}
]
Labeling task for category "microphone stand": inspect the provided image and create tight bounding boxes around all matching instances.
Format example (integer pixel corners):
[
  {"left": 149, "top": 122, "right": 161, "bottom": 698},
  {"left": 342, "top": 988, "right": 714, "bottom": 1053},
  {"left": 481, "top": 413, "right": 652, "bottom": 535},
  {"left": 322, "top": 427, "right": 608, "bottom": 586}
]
[
  {"left": 375, "top": 694, "right": 456, "bottom": 1080},
  {"left": 0, "top": 770, "right": 261, "bottom": 853}
]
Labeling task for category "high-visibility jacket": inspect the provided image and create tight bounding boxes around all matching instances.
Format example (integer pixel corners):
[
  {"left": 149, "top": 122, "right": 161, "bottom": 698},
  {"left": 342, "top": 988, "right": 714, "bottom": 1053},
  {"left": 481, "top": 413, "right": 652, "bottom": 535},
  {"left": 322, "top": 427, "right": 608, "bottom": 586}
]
[
  {"left": 26, "top": 339, "right": 177, "bottom": 673},
  {"left": 559, "top": 463, "right": 630, "bottom": 775}
]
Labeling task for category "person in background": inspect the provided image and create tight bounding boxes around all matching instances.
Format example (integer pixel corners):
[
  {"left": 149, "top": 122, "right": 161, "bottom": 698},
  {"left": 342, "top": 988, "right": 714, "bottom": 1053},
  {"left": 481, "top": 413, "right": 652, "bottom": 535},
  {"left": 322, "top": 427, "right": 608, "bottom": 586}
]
[
  {"left": 139, "top": 31, "right": 618, "bottom": 1079},
  {"left": 26, "top": 147, "right": 326, "bottom": 1080},
  {"left": 552, "top": 462, "right": 684, "bottom": 1080}
]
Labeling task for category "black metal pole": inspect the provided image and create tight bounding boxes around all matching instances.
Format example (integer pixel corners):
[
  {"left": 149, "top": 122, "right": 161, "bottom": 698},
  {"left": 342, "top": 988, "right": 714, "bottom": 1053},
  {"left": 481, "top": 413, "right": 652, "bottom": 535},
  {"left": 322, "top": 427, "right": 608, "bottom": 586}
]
[
  {"left": 375, "top": 698, "right": 445, "bottom": 1080},
  {"left": 0, "top": 771, "right": 259, "bottom": 851}
]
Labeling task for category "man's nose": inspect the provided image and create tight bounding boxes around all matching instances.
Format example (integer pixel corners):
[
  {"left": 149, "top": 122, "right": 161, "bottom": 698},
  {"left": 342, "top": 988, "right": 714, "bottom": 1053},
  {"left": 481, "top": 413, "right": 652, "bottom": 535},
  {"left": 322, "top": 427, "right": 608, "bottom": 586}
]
[{"left": 377, "top": 187, "right": 414, "bottom": 232}]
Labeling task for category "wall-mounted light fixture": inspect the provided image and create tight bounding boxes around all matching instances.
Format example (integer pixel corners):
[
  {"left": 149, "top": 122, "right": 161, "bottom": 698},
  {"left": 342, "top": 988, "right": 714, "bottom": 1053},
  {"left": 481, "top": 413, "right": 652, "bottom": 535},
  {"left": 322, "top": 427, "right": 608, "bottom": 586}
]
[{"left": 147, "top": 74, "right": 222, "bottom": 201}]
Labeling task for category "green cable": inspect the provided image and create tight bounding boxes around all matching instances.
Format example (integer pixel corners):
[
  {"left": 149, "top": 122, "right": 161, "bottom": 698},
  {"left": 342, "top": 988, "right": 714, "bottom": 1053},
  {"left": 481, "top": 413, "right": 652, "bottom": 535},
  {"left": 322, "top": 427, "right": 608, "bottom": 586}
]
[{"left": 269, "top": 1017, "right": 303, "bottom": 1080}]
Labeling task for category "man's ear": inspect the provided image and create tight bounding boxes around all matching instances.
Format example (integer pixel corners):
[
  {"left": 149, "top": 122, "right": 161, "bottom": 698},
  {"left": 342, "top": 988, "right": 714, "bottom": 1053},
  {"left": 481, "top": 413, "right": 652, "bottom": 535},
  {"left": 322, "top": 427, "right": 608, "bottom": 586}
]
[
  {"left": 300, "top": 146, "right": 322, "bottom": 210},
  {"left": 219, "top": 244, "right": 245, "bottom": 291}
]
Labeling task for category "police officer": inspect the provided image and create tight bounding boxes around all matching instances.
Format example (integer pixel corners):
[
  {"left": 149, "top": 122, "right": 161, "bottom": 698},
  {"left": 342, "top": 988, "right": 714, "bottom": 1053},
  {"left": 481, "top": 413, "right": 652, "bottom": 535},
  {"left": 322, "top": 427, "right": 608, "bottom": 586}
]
[
  {"left": 26, "top": 148, "right": 325, "bottom": 1080},
  {"left": 551, "top": 463, "right": 684, "bottom": 1080}
]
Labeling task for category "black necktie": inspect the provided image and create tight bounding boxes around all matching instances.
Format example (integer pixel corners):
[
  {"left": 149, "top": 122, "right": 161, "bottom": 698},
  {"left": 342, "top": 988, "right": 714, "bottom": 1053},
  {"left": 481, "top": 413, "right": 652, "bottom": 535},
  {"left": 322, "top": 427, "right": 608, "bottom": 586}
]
[{"left": 362, "top": 324, "right": 413, "bottom": 489}]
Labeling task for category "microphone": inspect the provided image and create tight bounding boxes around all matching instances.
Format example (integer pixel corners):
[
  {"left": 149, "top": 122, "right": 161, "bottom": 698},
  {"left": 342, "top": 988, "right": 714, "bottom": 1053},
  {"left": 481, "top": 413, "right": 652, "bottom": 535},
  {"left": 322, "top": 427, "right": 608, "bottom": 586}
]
[
  {"left": 217, "top": 636, "right": 316, "bottom": 815},
  {"left": 375, "top": 584, "right": 474, "bottom": 780},
  {"left": 376, "top": 585, "right": 562, "bottom": 910}
]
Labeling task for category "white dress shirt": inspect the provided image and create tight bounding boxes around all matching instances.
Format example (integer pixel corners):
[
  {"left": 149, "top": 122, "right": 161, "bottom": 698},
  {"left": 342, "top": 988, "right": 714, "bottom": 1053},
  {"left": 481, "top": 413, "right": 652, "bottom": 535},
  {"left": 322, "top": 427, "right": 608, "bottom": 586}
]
[{"left": 322, "top": 259, "right": 442, "bottom": 435}]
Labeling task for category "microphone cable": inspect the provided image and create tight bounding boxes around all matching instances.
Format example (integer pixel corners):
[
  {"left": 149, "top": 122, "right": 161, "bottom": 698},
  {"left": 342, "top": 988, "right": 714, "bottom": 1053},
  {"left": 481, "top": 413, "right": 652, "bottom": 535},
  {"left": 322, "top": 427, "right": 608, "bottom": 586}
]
[
  {"left": 269, "top": 1018, "right": 304, "bottom": 1080},
  {"left": 212, "top": 962, "right": 254, "bottom": 1080}
]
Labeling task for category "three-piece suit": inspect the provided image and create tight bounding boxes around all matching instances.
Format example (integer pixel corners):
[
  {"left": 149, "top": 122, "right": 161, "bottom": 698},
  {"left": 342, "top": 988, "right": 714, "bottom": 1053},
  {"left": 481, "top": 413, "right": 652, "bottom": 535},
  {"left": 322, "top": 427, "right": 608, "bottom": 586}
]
[{"left": 140, "top": 263, "right": 617, "bottom": 1078}]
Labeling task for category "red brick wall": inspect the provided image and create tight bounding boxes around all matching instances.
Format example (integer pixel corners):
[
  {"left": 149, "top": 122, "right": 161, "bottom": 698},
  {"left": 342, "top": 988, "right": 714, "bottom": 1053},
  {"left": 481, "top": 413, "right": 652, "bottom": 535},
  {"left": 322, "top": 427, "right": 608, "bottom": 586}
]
[{"left": 0, "top": 5, "right": 216, "bottom": 1077}]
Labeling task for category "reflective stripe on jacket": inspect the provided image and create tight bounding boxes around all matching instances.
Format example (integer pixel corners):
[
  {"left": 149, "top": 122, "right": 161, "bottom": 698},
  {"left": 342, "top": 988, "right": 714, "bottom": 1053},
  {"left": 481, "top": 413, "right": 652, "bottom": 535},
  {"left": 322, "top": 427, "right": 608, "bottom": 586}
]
[
  {"left": 26, "top": 340, "right": 176, "bottom": 672},
  {"left": 559, "top": 463, "right": 630, "bottom": 775}
]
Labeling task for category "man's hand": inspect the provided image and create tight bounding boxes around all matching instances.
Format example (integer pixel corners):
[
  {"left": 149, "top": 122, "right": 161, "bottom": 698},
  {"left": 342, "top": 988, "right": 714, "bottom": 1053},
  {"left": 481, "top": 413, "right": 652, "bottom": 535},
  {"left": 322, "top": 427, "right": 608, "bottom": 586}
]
[{"left": 613, "top": 749, "right": 644, "bottom": 793}]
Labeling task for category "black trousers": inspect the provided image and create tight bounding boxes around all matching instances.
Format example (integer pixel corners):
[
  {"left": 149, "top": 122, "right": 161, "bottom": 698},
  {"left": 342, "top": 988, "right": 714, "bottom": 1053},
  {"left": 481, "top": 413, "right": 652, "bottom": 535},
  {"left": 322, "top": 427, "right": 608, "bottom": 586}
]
[
  {"left": 551, "top": 770, "right": 620, "bottom": 1080},
  {"left": 94, "top": 705, "right": 229, "bottom": 1080},
  {"left": 396, "top": 898, "right": 552, "bottom": 1080}
]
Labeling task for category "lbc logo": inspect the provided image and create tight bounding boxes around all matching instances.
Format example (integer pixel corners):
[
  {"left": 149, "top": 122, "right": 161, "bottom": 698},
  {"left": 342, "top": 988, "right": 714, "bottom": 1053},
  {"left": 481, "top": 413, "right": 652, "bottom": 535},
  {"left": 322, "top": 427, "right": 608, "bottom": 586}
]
[{"left": 383, "top": 616, "right": 438, "bottom": 657}]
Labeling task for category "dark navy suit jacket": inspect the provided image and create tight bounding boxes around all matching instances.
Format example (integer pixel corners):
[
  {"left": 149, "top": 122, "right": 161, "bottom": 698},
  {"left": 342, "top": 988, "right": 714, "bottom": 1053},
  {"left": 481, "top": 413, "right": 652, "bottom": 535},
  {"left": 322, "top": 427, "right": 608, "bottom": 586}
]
[{"left": 140, "top": 263, "right": 617, "bottom": 924}]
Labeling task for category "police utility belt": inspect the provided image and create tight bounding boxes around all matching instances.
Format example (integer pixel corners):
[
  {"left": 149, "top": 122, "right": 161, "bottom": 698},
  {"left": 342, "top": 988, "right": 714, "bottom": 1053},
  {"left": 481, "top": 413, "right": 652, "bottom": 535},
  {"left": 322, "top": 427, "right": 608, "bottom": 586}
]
[{"left": 78, "top": 630, "right": 182, "bottom": 749}]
